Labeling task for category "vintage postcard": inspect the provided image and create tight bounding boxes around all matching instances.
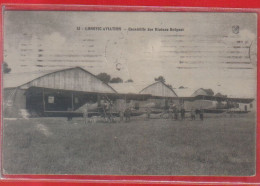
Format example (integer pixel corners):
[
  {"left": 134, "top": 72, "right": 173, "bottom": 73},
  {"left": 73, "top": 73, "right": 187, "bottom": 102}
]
[{"left": 2, "top": 10, "right": 257, "bottom": 176}]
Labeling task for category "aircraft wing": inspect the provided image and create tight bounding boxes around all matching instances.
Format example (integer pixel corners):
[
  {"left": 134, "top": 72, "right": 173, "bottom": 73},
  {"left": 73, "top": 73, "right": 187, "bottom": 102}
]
[{"left": 181, "top": 95, "right": 254, "bottom": 103}]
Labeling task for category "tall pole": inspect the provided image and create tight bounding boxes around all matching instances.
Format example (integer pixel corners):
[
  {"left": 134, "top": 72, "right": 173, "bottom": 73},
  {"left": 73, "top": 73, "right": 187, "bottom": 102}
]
[{"left": 72, "top": 92, "right": 74, "bottom": 111}]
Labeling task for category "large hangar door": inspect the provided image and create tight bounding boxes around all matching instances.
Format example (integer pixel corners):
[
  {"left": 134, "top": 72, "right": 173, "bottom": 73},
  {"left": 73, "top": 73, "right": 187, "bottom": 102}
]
[
  {"left": 26, "top": 87, "right": 99, "bottom": 115},
  {"left": 44, "top": 89, "right": 73, "bottom": 111},
  {"left": 26, "top": 87, "right": 44, "bottom": 116}
]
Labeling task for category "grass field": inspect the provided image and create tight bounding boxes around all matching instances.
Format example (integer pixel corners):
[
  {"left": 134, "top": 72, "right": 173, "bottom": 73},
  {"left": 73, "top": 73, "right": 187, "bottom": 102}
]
[{"left": 2, "top": 113, "right": 256, "bottom": 176}]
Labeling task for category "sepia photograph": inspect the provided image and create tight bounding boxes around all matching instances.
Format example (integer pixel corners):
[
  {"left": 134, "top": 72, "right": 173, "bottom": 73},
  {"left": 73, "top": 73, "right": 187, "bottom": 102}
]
[{"left": 2, "top": 10, "right": 257, "bottom": 176}]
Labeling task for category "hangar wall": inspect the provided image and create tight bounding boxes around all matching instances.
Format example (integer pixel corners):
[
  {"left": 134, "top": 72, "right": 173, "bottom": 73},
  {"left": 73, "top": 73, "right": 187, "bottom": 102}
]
[{"left": 4, "top": 88, "right": 27, "bottom": 118}]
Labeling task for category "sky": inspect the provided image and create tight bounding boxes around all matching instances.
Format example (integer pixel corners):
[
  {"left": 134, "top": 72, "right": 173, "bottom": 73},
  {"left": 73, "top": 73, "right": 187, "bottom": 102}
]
[{"left": 3, "top": 11, "right": 257, "bottom": 97}]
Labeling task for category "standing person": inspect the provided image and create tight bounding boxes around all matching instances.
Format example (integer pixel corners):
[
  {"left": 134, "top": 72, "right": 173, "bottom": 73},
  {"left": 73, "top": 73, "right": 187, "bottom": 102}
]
[
  {"left": 83, "top": 105, "right": 88, "bottom": 124},
  {"left": 119, "top": 110, "right": 124, "bottom": 122},
  {"left": 168, "top": 106, "right": 174, "bottom": 120},
  {"left": 181, "top": 106, "right": 185, "bottom": 120},
  {"left": 229, "top": 108, "right": 234, "bottom": 118},
  {"left": 67, "top": 107, "right": 73, "bottom": 121},
  {"left": 174, "top": 107, "right": 179, "bottom": 120},
  {"left": 199, "top": 108, "right": 204, "bottom": 121},
  {"left": 107, "top": 102, "right": 113, "bottom": 122},
  {"left": 124, "top": 107, "right": 131, "bottom": 122},
  {"left": 103, "top": 100, "right": 110, "bottom": 122},
  {"left": 191, "top": 108, "right": 196, "bottom": 120},
  {"left": 146, "top": 107, "right": 151, "bottom": 120}
]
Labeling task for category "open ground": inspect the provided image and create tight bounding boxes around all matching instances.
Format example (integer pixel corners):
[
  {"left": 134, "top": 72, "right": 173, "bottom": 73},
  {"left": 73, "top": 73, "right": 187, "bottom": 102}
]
[{"left": 2, "top": 113, "right": 256, "bottom": 176}]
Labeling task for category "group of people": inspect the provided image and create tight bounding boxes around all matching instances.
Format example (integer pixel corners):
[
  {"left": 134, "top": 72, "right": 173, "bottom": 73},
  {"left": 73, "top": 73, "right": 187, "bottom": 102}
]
[
  {"left": 157, "top": 106, "right": 205, "bottom": 121},
  {"left": 119, "top": 107, "right": 132, "bottom": 122},
  {"left": 79, "top": 101, "right": 205, "bottom": 123},
  {"left": 81, "top": 101, "right": 133, "bottom": 123},
  {"left": 191, "top": 108, "right": 204, "bottom": 121},
  {"left": 168, "top": 107, "right": 186, "bottom": 120}
]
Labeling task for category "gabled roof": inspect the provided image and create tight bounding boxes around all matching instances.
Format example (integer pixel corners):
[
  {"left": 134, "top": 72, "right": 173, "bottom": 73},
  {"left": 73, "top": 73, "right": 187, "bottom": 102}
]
[
  {"left": 139, "top": 81, "right": 178, "bottom": 97},
  {"left": 109, "top": 83, "right": 138, "bottom": 94},
  {"left": 174, "top": 87, "right": 194, "bottom": 97},
  {"left": 191, "top": 88, "right": 211, "bottom": 97},
  {"left": 3, "top": 69, "right": 60, "bottom": 88},
  {"left": 4, "top": 67, "right": 117, "bottom": 93},
  {"left": 109, "top": 82, "right": 149, "bottom": 94}
]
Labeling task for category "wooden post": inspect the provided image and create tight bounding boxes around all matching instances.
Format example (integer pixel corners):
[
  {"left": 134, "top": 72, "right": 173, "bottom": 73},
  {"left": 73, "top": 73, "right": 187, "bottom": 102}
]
[{"left": 42, "top": 88, "right": 45, "bottom": 112}]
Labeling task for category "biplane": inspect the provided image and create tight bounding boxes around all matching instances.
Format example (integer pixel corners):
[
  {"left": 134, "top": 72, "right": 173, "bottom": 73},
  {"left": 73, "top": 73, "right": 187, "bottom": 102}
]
[{"left": 24, "top": 86, "right": 254, "bottom": 118}]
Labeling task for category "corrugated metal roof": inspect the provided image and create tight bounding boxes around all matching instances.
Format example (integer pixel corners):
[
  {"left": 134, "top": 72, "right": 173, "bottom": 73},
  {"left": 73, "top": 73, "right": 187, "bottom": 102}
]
[
  {"left": 191, "top": 88, "right": 210, "bottom": 97},
  {"left": 3, "top": 67, "right": 117, "bottom": 94},
  {"left": 110, "top": 82, "right": 199, "bottom": 97},
  {"left": 3, "top": 69, "right": 61, "bottom": 88},
  {"left": 109, "top": 82, "right": 147, "bottom": 94},
  {"left": 139, "top": 81, "right": 178, "bottom": 97},
  {"left": 174, "top": 88, "right": 195, "bottom": 97}
]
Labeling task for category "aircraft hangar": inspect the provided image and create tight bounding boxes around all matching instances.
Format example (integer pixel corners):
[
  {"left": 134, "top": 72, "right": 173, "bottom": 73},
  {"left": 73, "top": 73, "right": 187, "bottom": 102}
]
[{"left": 3, "top": 67, "right": 117, "bottom": 118}]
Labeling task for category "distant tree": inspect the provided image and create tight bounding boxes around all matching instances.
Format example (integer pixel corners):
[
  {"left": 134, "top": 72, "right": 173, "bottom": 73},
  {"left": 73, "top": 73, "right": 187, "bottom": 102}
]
[
  {"left": 215, "top": 92, "right": 227, "bottom": 98},
  {"left": 110, "top": 77, "right": 123, "bottom": 83},
  {"left": 154, "top": 76, "right": 165, "bottom": 83},
  {"left": 125, "top": 79, "right": 134, "bottom": 83},
  {"left": 203, "top": 88, "right": 214, "bottom": 96},
  {"left": 96, "top": 72, "right": 111, "bottom": 84},
  {"left": 179, "top": 86, "right": 185, "bottom": 89},
  {"left": 166, "top": 84, "right": 173, "bottom": 90},
  {"left": 3, "top": 62, "right": 11, "bottom": 74}
]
